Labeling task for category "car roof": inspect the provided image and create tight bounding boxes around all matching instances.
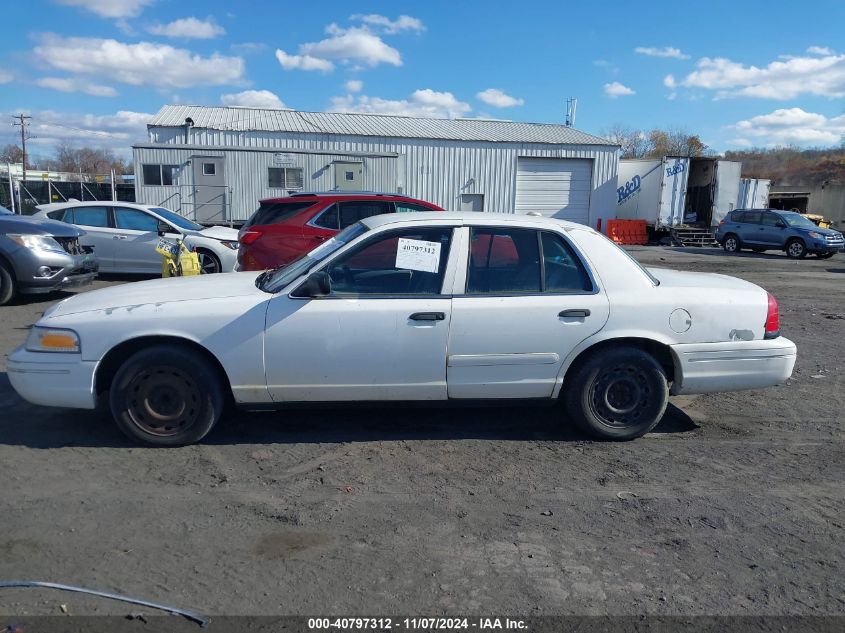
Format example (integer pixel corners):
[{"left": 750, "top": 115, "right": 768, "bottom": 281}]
[
  {"left": 36, "top": 201, "right": 155, "bottom": 212},
  {"left": 360, "top": 211, "right": 588, "bottom": 232},
  {"left": 259, "top": 192, "right": 436, "bottom": 204}
]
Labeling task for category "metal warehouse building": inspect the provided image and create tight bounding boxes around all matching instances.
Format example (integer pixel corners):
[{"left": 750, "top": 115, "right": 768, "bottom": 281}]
[{"left": 133, "top": 105, "right": 619, "bottom": 226}]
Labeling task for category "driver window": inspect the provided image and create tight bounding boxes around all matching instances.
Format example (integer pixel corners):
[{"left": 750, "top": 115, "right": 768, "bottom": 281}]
[
  {"left": 325, "top": 228, "right": 453, "bottom": 296},
  {"left": 114, "top": 208, "right": 161, "bottom": 232}
]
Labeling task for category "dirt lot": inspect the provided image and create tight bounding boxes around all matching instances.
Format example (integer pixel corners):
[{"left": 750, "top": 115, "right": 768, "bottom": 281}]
[{"left": 1, "top": 248, "right": 843, "bottom": 620}]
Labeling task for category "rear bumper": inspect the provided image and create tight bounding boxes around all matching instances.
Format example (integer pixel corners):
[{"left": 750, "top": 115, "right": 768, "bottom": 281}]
[
  {"left": 7, "top": 346, "right": 98, "bottom": 409},
  {"left": 670, "top": 337, "right": 796, "bottom": 395}
]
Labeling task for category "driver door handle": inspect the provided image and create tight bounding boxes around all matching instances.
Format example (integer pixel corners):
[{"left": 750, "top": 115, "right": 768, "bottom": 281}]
[
  {"left": 559, "top": 309, "right": 590, "bottom": 318},
  {"left": 113, "top": 235, "right": 128, "bottom": 240},
  {"left": 409, "top": 312, "right": 445, "bottom": 321}
]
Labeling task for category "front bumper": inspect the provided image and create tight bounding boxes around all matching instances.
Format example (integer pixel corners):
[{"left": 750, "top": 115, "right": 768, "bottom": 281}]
[
  {"left": 670, "top": 337, "right": 796, "bottom": 395},
  {"left": 17, "top": 250, "right": 98, "bottom": 295},
  {"left": 7, "top": 346, "right": 98, "bottom": 409}
]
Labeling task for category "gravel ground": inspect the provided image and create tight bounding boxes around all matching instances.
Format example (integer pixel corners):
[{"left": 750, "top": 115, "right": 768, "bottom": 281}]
[{"left": 0, "top": 249, "right": 843, "bottom": 620}]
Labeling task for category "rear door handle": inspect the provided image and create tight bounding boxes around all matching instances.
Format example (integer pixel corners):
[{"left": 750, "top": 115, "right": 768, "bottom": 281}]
[
  {"left": 409, "top": 312, "right": 445, "bottom": 321},
  {"left": 559, "top": 309, "right": 590, "bottom": 318},
  {"left": 113, "top": 235, "right": 128, "bottom": 240}
]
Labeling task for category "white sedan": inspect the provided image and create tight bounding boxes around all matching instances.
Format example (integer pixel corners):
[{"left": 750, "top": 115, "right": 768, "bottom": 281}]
[
  {"left": 34, "top": 202, "right": 240, "bottom": 274},
  {"left": 8, "top": 212, "right": 796, "bottom": 446}
]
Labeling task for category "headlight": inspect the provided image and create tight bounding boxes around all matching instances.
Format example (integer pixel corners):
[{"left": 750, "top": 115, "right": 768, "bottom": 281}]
[
  {"left": 25, "top": 326, "right": 81, "bottom": 353},
  {"left": 221, "top": 241, "right": 240, "bottom": 250},
  {"left": 8, "top": 234, "right": 66, "bottom": 254},
  {"left": 808, "top": 231, "right": 822, "bottom": 239}
]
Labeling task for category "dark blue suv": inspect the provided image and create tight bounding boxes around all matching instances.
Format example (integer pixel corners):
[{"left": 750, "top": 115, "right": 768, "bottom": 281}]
[{"left": 715, "top": 209, "right": 844, "bottom": 259}]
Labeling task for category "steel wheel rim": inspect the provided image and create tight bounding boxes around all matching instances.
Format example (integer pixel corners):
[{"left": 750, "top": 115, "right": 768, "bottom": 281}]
[
  {"left": 788, "top": 242, "right": 803, "bottom": 257},
  {"left": 125, "top": 367, "right": 202, "bottom": 437},
  {"left": 725, "top": 237, "right": 737, "bottom": 251},
  {"left": 198, "top": 253, "right": 220, "bottom": 274},
  {"left": 589, "top": 364, "right": 651, "bottom": 429}
]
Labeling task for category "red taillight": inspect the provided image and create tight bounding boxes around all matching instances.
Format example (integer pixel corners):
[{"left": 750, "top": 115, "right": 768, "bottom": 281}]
[
  {"left": 764, "top": 292, "right": 780, "bottom": 339},
  {"left": 239, "top": 230, "right": 262, "bottom": 245},
  {"left": 719, "top": 219, "right": 726, "bottom": 225}
]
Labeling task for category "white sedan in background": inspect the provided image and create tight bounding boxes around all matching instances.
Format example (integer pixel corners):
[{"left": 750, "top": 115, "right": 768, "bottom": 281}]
[
  {"left": 8, "top": 212, "right": 796, "bottom": 446},
  {"left": 34, "top": 201, "right": 239, "bottom": 274}
]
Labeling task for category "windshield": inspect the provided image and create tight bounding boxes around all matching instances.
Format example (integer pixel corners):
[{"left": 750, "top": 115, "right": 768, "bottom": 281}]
[
  {"left": 259, "top": 221, "right": 369, "bottom": 293},
  {"left": 148, "top": 207, "right": 205, "bottom": 231},
  {"left": 779, "top": 211, "right": 818, "bottom": 229}
]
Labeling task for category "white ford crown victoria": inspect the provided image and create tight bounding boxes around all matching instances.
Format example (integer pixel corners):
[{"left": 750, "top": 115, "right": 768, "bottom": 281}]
[{"left": 8, "top": 212, "right": 797, "bottom": 446}]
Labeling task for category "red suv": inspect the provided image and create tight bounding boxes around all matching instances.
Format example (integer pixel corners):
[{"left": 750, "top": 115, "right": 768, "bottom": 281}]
[{"left": 237, "top": 193, "right": 444, "bottom": 271}]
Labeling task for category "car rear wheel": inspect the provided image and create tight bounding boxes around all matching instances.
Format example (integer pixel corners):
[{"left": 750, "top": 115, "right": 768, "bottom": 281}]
[
  {"left": 197, "top": 249, "right": 222, "bottom": 275},
  {"left": 109, "top": 345, "right": 224, "bottom": 446},
  {"left": 786, "top": 239, "right": 807, "bottom": 259},
  {"left": 564, "top": 347, "right": 669, "bottom": 440},
  {"left": 0, "top": 261, "right": 15, "bottom": 306},
  {"left": 722, "top": 234, "right": 741, "bottom": 253}
]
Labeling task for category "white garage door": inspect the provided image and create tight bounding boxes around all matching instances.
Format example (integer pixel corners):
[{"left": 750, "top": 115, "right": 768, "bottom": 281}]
[{"left": 515, "top": 158, "right": 593, "bottom": 224}]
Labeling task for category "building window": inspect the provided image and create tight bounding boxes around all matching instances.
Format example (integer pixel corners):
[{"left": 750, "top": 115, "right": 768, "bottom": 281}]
[
  {"left": 202, "top": 162, "right": 216, "bottom": 176},
  {"left": 142, "top": 164, "right": 179, "bottom": 186},
  {"left": 268, "top": 167, "right": 304, "bottom": 189}
]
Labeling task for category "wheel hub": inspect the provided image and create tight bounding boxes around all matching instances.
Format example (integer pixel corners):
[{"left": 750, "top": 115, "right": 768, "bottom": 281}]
[
  {"left": 127, "top": 368, "right": 201, "bottom": 437},
  {"left": 590, "top": 365, "right": 651, "bottom": 428}
]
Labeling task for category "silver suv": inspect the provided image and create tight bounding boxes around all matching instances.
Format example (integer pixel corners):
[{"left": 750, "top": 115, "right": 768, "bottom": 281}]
[{"left": 0, "top": 205, "right": 98, "bottom": 305}]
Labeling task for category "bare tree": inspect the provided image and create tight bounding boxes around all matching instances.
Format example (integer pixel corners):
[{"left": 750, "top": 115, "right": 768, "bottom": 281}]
[
  {"left": 0, "top": 144, "right": 31, "bottom": 167},
  {"left": 41, "top": 143, "right": 132, "bottom": 179},
  {"left": 601, "top": 124, "right": 648, "bottom": 158}
]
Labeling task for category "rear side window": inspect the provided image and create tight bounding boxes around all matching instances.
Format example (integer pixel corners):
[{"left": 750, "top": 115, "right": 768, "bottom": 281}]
[
  {"left": 339, "top": 201, "right": 393, "bottom": 229},
  {"left": 541, "top": 232, "right": 592, "bottom": 293},
  {"left": 71, "top": 206, "right": 110, "bottom": 228},
  {"left": 47, "top": 210, "right": 65, "bottom": 220},
  {"left": 467, "top": 228, "right": 541, "bottom": 294},
  {"left": 246, "top": 201, "right": 315, "bottom": 227},
  {"left": 311, "top": 204, "right": 339, "bottom": 230},
  {"left": 743, "top": 211, "right": 762, "bottom": 224},
  {"left": 729, "top": 211, "right": 744, "bottom": 222}
]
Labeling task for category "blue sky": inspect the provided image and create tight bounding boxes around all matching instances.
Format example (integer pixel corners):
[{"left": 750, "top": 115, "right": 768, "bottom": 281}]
[{"left": 2, "top": 0, "right": 844, "bottom": 160}]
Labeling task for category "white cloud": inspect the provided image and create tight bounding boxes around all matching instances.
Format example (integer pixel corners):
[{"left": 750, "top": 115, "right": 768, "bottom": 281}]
[
  {"left": 36, "top": 77, "right": 117, "bottom": 97},
  {"left": 350, "top": 14, "right": 425, "bottom": 34},
  {"left": 727, "top": 138, "right": 753, "bottom": 148},
  {"left": 664, "top": 74, "right": 677, "bottom": 99},
  {"left": 476, "top": 88, "right": 524, "bottom": 108},
  {"left": 634, "top": 46, "right": 690, "bottom": 60},
  {"left": 0, "top": 109, "right": 151, "bottom": 153},
  {"left": 221, "top": 89, "right": 286, "bottom": 109},
  {"left": 275, "top": 49, "right": 334, "bottom": 72},
  {"left": 731, "top": 107, "right": 845, "bottom": 146},
  {"left": 148, "top": 17, "right": 225, "bottom": 39},
  {"left": 330, "top": 89, "right": 471, "bottom": 118},
  {"left": 276, "top": 23, "right": 403, "bottom": 72},
  {"left": 604, "top": 81, "right": 635, "bottom": 98},
  {"left": 55, "top": 0, "right": 154, "bottom": 19},
  {"left": 345, "top": 79, "right": 363, "bottom": 93},
  {"left": 34, "top": 35, "right": 245, "bottom": 88},
  {"left": 807, "top": 46, "right": 834, "bottom": 56},
  {"left": 681, "top": 53, "right": 845, "bottom": 99},
  {"left": 0, "top": 69, "right": 12, "bottom": 84}
]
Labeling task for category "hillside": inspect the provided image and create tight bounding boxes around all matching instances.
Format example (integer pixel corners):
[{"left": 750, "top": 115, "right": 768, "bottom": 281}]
[{"left": 725, "top": 147, "right": 845, "bottom": 186}]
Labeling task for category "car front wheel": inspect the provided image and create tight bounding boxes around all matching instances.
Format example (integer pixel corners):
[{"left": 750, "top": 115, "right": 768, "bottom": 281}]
[
  {"left": 564, "top": 347, "right": 669, "bottom": 440},
  {"left": 722, "top": 234, "right": 741, "bottom": 253},
  {"left": 0, "top": 261, "right": 15, "bottom": 306},
  {"left": 786, "top": 239, "right": 807, "bottom": 259},
  {"left": 109, "top": 345, "right": 224, "bottom": 446},
  {"left": 197, "top": 249, "right": 222, "bottom": 274}
]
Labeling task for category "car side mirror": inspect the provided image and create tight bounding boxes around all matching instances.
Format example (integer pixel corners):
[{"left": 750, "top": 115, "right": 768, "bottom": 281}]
[
  {"left": 157, "top": 221, "right": 171, "bottom": 236},
  {"left": 296, "top": 271, "right": 332, "bottom": 297}
]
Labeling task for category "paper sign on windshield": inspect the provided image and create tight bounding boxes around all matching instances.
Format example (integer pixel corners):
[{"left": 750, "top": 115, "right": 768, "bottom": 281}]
[{"left": 395, "top": 238, "right": 441, "bottom": 273}]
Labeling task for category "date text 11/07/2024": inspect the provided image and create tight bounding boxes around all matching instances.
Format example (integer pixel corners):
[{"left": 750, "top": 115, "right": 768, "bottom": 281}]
[{"left": 307, "top": 617, "right": 528, "bottom": 630}]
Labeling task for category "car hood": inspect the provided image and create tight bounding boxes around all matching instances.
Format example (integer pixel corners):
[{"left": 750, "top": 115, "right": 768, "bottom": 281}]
[
  {"left": 44, "top": 271, "right": 266, "bottom": 318},
  {"left": 195, "top": 225, "right": 240, "bottom": 241},
  {"left": 646, "top": 267, "right": 762, "bottom": 293},
  {"left": 795, "top": 225, "right": 842, "bottom": 237},
  {"left": 0, "top": 214, "right": 85, "bottom": 238}
]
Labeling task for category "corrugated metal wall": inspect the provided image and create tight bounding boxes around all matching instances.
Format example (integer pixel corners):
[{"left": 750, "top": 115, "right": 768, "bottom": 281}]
[{"left": 136, "top": 128, "right": 619, "bottom": 226}]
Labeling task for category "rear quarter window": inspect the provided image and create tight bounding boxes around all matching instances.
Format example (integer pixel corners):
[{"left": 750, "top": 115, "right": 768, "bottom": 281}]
[{"left": 245, "top": 201, "right": 315, "bottom": 227}]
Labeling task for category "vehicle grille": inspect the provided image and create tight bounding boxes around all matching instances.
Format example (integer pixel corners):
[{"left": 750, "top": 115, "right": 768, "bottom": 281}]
[
  {"left": 824, "top": 233, "right": 844, "bottom": 245},
  {"left": 55, "top": 236, "right": 85, "bottom": 255}
]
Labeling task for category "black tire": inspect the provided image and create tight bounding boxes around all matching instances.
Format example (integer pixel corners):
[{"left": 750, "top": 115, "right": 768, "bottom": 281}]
[
  {"left": 197, "top": 249, "right": 222, "bottom": 275},
  {"left": 786, "top": 238, "right": 807, "bottom": 259},
  {"left": 109, "top": 345, "right": 224, "bottom": 446},
  {"left": 817, "top": 252, "right": 835, "bottom": 259},
  {"left": 722, "top": 234, "right": 741, "bottom": 253},
  {"left": 564, "top": 347, "right": 669, "bottom": 440},
  {"left": 0, "top": 260, "right": 15, "bottom": 306}
]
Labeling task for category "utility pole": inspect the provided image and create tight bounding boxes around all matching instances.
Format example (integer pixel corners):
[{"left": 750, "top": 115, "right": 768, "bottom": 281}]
[{"left": 12, "top": 114, "right": 32, "bottom": 184}]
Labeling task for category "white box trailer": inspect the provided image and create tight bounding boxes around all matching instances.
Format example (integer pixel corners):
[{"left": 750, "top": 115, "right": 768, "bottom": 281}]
[
  {"left": 615, "top": 157, "right": 689, "bottom": 229},
  {"left": 615, "top": 157, "right": 743, "bottom": 229},
  {"left": 737, "top": 178, "right": 771, "bottom": 209}
]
